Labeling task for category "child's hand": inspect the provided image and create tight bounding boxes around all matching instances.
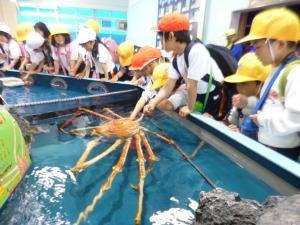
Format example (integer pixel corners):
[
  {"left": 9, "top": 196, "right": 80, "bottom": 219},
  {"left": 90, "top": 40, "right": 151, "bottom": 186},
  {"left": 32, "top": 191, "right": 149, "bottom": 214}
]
[
  {"left": 249, "top": 111, "right": 261, "bottom": 125},
  {"left": 143, "top": 101, "right": 156, "bottom": 115},
  {"left": 109, "top": 76, "right": 118, "bottom": 83},
  {"left": 179, "top": 106, "right": 192, "bottom": 117},
  {"left": 232, "top": 94, "right": 248, "bottom": 109},
  {"left": 228, "top": 124, "right": 240, "bottom": 132},
  {"left": 203, "top": 113, "right": 213, "bottom": 118}
]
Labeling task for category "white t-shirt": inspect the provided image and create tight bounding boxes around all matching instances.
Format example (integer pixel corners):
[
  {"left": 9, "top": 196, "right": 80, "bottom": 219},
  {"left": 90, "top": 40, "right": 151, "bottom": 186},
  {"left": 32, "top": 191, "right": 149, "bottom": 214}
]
[
  {"left": 86, "top": 43, "right": 115, "bottom": 74},
  {"left": 51, "top": 41, "right": 78, "bottom": 70},
  {"left": 70, "top": 40, "right": 86, "bottom": 61},
  {"left": 141, "top": 76, "right": 157, "bottom": 102},
  {"left": 0, "top": 43, "right": 9, "bottom": 64},
  {"left": 168, "top": 43, "right": 224, "bottom": 94},
  {"left": 0, "top": 40, "right": 21, "bottom": 64},
  {"left": 8, "top": 39, "right": 21, "bottom": 60},
  {"left": 25, "top": 45, "right": 44, "bottom": 65},
  {"left": 257, "top": 65, "right": 300, "bottom": 148}
]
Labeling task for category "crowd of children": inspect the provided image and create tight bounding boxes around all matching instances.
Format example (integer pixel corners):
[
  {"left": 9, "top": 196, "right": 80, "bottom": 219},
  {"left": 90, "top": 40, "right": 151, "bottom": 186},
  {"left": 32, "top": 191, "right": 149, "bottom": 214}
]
[{"left": 0, "top": 7, "right": 299, "bottom": 160}]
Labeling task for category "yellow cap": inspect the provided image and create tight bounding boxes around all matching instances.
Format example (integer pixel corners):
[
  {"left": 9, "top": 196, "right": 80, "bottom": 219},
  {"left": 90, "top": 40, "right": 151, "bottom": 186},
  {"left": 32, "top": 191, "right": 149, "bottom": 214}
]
[
  {"left": 16, "top": 23, "right": 34, "bottom": 41},
  {"left": 151, "top": 63, "right": 170, "bottom": 89},
  {"left": 117, "top": 42, "right": 134, "bottom": 67},
  {"left": 237, "top": 7, "right": 300, "bottom": 44},
  {"left": 224, "top": 52, "right": 271, "bottom": 83},
  {"left": 86, "top": 19, "right": 101, "bottom": 34},
  {"left": 50, "top": 25, "right": 69, "bottom": 36},
  {"left": 225, "top": 28, "right": 236, "bottom": 37}
]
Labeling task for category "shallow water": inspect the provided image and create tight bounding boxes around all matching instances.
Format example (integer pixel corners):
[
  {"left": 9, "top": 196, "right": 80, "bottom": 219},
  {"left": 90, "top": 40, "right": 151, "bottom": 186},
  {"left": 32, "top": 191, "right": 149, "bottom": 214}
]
[
  {"left": 0, "top": 106, "right": 278, "bottom": 225},
  {"left": 1, "top": 85, "right": 90, "bottom": 105}
]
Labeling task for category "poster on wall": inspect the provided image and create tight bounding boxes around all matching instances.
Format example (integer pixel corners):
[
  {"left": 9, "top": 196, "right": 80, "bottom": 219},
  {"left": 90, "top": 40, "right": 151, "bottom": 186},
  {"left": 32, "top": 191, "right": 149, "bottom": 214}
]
[{"left": 156, "top": 0, "right": 205, "bottom": 47}]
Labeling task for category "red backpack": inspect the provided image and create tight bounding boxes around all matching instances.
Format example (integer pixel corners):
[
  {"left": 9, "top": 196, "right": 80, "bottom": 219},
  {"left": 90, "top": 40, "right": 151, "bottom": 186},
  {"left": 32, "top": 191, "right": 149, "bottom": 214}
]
[{"left": 102, "top": 37, "right": 119, "bottom": 64}]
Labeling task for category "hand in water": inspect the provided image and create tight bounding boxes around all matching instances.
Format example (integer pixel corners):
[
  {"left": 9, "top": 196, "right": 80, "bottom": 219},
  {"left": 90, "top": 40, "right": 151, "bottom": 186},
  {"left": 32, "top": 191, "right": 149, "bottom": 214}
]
[{"left": 143, "top": 101, "right": 156, "bottom": 115}]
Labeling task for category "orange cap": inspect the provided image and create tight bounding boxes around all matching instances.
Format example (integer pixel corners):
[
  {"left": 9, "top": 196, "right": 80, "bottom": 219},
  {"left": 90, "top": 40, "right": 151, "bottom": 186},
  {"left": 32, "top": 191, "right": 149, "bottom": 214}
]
[
  {"left": 129, "top": 46, "right": 162, "bottom": 70},
  {"left": 156, "top": 12, "right": 190, "bottom": 32}
]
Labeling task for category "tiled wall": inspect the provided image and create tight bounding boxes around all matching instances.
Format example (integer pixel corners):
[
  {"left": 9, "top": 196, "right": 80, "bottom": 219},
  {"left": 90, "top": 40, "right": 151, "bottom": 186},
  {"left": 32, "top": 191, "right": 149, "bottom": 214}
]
[{"left": 17, "top": 6, "right": 127, "bottom": 44}]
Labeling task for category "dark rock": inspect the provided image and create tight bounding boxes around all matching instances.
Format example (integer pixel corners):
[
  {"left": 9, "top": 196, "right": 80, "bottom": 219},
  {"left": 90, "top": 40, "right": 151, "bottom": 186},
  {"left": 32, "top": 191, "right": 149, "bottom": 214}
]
[
  {"left": 8, "top": 107, "right": 33, "bottom": 146},
  {"left": 257, "top": 194, "right": 300, "bottom": 225},
  {"left": 193, "top": 188, "right": 300, "bottom": 225},
  {"left": 193, "top": 188, "right": 263, "bottom": 225}
]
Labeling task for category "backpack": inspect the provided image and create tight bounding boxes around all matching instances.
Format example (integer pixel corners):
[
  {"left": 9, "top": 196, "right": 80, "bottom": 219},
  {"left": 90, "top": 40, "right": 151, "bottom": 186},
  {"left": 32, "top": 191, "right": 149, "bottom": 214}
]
[
  {"left": 279, "top": 59, "right": 300, "bottom": 97},
  {"left": 101, "top": 37, "right": 119, "bottom": 64},
  {"left": 172, "top": 39, "right": 238, "bottom": 77},
  {"left": 172, "top": 39, "right": 238, "bottom": 118}
]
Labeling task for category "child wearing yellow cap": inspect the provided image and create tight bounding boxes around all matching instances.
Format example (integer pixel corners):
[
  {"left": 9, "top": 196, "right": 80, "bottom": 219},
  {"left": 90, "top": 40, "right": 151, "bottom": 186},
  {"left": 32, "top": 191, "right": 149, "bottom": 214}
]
[
  {"left": 110, "top": 42, "right": 135, "bottom": 83},
  {"left": 223, "top": 52, "right": 270, "bottom": 131},
  {"left": 237, "top": 7, "right": 300, "bottom": 160}
]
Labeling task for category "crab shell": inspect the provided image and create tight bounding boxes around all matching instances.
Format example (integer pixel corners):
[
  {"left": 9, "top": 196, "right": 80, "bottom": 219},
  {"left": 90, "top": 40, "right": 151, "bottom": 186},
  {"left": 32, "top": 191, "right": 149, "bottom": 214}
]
[{"left": 93, "top": 118, "right": 141, "bottom": 139}]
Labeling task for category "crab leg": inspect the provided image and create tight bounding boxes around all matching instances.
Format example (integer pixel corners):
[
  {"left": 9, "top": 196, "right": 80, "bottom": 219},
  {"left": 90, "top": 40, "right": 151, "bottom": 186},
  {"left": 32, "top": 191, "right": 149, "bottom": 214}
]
[
  {"left": 103, "top": 108, "right": 123, "bottom": 119},
  {"left": 59, "top": 110, "right": 82, "bottom": 134},
  {"left": 75, "top": 138, "right": 131, "bottom": 225},
  {"left": 131, "top": 130, "right": 156, "bottom": 191},
  {"left": 59, "top": 108, "right": 112, "bottom": 134},
  {"left": 134, "top": 134, "right": 146, "bottom": 225},
  {"left": 78, "top": 107, "right": 113, "bottom": 121},
  {"left": 142, "top": 127, "right": 217, "bottom": 189},
  {"left": 140, "top": 130, "right": 156, "bottom": 175},
  {"left": 71, "top": 139, "right": 123, "bottom": 173}
]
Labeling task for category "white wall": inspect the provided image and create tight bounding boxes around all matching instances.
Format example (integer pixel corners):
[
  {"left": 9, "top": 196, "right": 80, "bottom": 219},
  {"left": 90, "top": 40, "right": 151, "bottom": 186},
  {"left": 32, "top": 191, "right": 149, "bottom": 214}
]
[
  {"left": 126, "top": 0, "right": 158, "bottom": 47},
  {"left": 202, "top": 0, "right": 248, "bottom": 45}
]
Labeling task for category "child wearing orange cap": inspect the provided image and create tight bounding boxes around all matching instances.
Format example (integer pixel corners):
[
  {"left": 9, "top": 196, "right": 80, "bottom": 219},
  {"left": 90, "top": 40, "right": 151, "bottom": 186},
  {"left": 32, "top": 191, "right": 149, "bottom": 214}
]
[
  {"left": 223, "top": 52, "right": 270, "bottom": 132},
  {"left": 237, "top": 8, "right": 300, "bottom": 160},
  {"left": 144, "top": 12, "right": 224, "bottom": 120},
  {"left": 129, "top": 46, "right": 167, "bottom": 120}
]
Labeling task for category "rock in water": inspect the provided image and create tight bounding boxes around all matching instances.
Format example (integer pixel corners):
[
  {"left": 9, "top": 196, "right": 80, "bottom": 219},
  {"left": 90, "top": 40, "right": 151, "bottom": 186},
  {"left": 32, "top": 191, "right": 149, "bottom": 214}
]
[
  {"left": 257, "top": 194, "right": 300, "bottom": 225},
  {"left": 193, "top": 188, "right": 263, "bottom": 225},
  {"left": 8, "top": 107, "right": 33, "bottom": 146},
  {"left": 193, "top": 188, "right": 300, "bottom": 225}
]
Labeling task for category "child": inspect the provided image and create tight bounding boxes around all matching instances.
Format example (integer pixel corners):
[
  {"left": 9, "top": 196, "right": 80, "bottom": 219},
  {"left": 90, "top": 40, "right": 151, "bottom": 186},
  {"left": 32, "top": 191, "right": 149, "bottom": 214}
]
[
  {"left": 237, "top": 8, "right": 300, "bottom": 160},
  {"left": 144, "top": 13, "right": 225, "bottom": 119},
  {"left": 34, "top": 22, "right": 50, "bottom": 40},
  {"left": 0, "top": 23, "right": 21, "bottom": 71},
  {"left": 50, "top": 25, "right": 78, "bottom": 75},
  {"left": 129, "top": 46, "right": 165, "bottom": 120},
  {"left": 76, "top": 27, "right": 116, "bottom": 80},
  {"left": 16, "top": 23, "right": 34, "bottom": 73},
  {"left": 223, "top": 52, "right": 270, "bottom": 132},
  {"left": 22, "top": 32, "right": 53, "bottom": 80},
  {"left": 110, "top": 41, "right": 135, "bottom": 83}
]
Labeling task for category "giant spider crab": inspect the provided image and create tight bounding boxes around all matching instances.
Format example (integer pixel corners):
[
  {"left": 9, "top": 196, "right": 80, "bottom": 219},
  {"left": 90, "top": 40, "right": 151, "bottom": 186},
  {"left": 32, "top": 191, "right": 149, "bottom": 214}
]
[{"left": 59, "top": 107, "right": 212, "bottom": 225}]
